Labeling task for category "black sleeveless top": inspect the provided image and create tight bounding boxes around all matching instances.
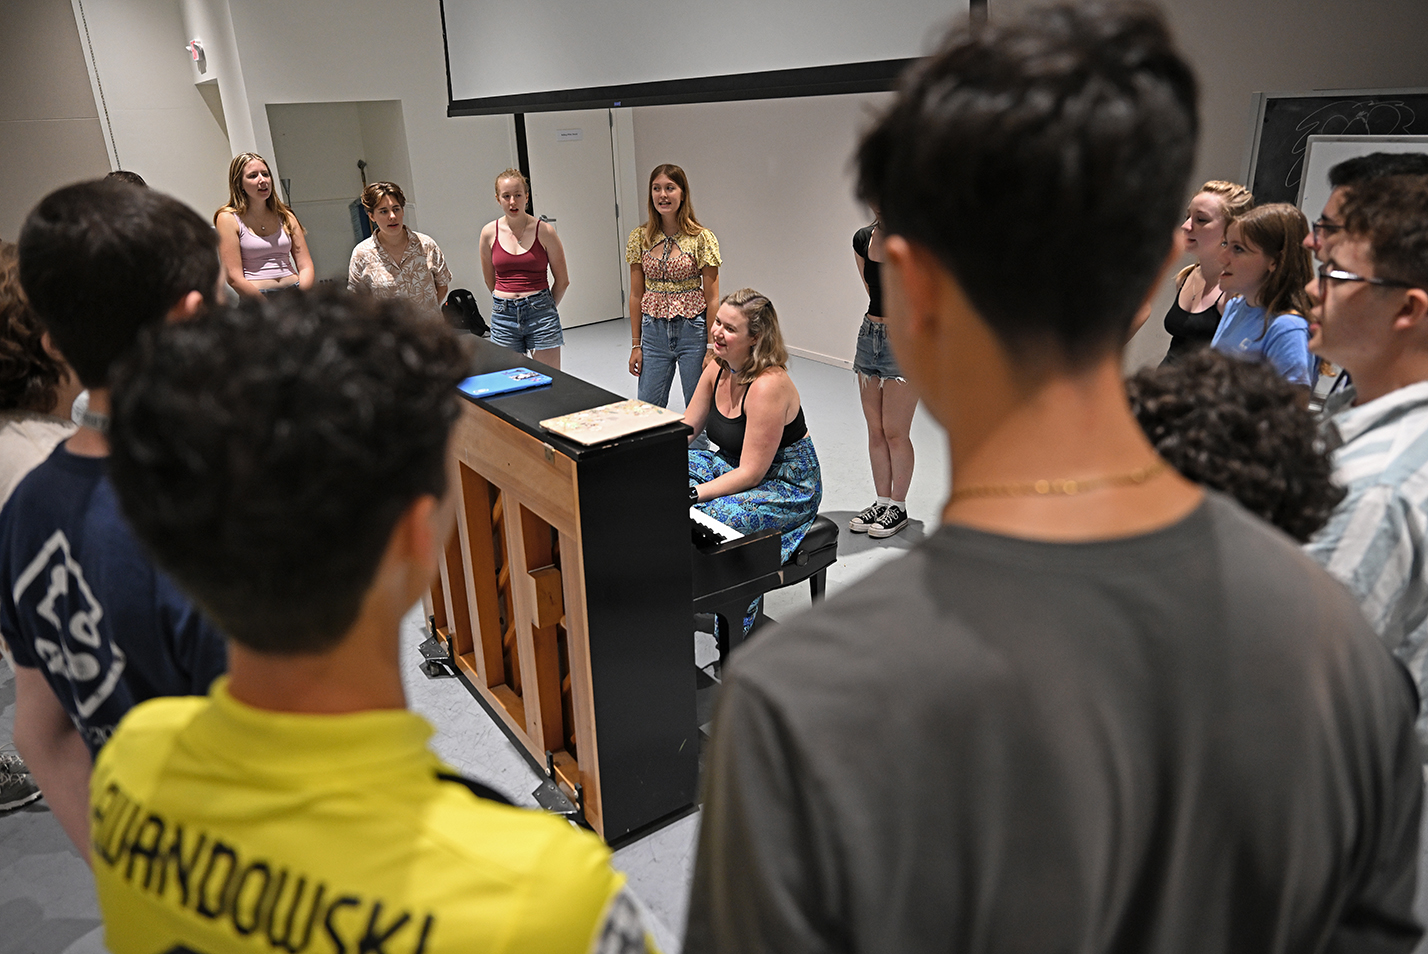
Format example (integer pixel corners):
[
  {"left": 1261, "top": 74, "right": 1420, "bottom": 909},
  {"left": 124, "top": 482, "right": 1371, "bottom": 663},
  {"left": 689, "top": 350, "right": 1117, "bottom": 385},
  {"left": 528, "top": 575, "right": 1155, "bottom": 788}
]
[
  {"left": 705, "top": 366, "right": 807, "bottom": 464},
  {"left": 1160, "top": 273, "right": 1223, "bottom": 365},
  {"left": 853, "top": 225, "right": 883, "bottom": 317}
]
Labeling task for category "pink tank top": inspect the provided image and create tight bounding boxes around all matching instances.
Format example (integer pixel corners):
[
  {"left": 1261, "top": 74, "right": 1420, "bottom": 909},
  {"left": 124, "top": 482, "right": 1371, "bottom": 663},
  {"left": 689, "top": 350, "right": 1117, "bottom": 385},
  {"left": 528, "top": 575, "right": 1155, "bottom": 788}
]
[
  {"left": 491, "top": 219, "right": 551, "bottom": 294},
  {"left": 236, "top": 217, "right": 295, "bottom": 281}
]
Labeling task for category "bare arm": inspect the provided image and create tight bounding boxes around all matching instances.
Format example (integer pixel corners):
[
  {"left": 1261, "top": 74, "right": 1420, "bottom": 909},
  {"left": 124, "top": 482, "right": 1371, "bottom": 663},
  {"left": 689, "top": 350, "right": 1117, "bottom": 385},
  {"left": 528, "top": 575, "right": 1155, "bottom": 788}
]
[
  {"left": 694, "top": 373, "right": 798, "bottom": 502},
  {"left": 479, "top": 223, "right": 498, "bottom": 294},
  {"left": 289, "top": 215, "right": 315, "bottom": 289},
  {"left": 683, "top": 358, "right": 721, "bottom": 442},
  {"left": 701, "top": 265, "right": 720, "bottom": 368},
  {"left": 13, "top": 665, "right": 92, "bottom": 861},
  {"left": 542, "top": 222, "right": 571, "bottom": 308},
  {"left": 216, "top": 212, "right": 263, "bottom": 298},
  {"left": 629, "top": 263, "right": 646, "bottom": 377}
]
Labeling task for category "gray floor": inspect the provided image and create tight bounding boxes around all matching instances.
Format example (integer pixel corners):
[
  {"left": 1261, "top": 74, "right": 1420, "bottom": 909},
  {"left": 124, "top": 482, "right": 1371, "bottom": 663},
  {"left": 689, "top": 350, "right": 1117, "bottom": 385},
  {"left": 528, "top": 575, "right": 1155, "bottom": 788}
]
[{"left": 0, "top": 316, "right": 951, "bottom": 952}]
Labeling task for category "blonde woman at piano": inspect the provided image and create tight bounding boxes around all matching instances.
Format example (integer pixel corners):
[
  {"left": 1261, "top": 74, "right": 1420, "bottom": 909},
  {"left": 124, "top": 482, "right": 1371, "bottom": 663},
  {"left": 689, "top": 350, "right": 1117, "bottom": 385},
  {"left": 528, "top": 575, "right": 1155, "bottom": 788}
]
[{"left": 685, "top": 288, "right": 823, "bottom": 632}]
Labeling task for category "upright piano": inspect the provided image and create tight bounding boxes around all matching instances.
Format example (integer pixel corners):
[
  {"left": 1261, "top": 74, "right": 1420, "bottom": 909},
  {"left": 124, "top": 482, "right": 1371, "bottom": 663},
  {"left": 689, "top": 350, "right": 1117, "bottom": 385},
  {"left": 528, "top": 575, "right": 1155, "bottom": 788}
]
[{"left": 426, "top": 336, "right": 701, "bottom": 843}]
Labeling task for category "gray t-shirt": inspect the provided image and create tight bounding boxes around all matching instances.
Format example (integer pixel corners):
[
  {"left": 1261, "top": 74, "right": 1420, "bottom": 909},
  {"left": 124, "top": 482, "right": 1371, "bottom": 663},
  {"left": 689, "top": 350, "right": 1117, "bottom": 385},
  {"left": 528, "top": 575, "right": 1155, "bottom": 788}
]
[{"left": 686, "top": 493, "right": 1422, "bottom": 953}]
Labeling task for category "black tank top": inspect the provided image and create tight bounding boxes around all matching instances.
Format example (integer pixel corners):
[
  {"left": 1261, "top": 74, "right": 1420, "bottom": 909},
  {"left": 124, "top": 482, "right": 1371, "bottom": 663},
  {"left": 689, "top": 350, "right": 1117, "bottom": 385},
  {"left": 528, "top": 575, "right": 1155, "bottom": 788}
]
[
  {"left": 853, "top": 225, "right": 883, "bottom": 317},
  {"left": 1161, "top": 285, "right": 1222, "bottom": 365},
  {"left": 705, "top": 366, "right": 807, "bottom": 464}
]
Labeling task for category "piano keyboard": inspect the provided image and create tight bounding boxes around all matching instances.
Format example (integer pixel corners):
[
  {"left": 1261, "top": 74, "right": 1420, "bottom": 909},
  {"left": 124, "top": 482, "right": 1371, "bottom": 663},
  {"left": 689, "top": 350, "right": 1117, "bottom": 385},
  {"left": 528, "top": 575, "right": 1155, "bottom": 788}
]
[{"left": 691, "top": 506, "right": 744, "bottom": 548}]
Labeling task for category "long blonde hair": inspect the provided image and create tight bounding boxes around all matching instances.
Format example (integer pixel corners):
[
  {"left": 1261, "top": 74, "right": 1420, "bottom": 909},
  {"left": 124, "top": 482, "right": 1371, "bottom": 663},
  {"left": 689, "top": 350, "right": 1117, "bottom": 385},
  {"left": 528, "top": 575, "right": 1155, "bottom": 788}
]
[
  {"left": 643, "top": 164, "right": 705, "bottom": 245},
  {"left": 215, "top": 153, "right": 300, "bottom": 237},
  {"left": 718, "top": 288, "right": 788, "bottom": 386}
]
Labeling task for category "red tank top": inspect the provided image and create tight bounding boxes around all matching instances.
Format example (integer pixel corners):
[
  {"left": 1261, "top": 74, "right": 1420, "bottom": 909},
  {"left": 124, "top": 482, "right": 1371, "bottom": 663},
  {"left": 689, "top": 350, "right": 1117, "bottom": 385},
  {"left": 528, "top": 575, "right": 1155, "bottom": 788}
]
[{"left": 491, "top": 219, "right": 551, "bottom": 294}]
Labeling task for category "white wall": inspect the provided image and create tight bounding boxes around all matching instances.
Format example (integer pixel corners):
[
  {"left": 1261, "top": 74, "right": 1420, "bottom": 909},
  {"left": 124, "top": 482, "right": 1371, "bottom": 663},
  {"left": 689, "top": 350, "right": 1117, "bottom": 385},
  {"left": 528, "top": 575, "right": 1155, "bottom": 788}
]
[
  {"left": 68, "top": 0, "right": 232, "bottom": 219},
  {"left": 267, "top": 102, "right": 368, "bottom": 282},
  {"left": 225, "top": 0, "right": 513, "bottom": 299},
  {"left": 1, "top": 0, "right": 111, "bottom": 240},
  {"left": 632, "top": 92, "right": 891, "bottom": 367}
]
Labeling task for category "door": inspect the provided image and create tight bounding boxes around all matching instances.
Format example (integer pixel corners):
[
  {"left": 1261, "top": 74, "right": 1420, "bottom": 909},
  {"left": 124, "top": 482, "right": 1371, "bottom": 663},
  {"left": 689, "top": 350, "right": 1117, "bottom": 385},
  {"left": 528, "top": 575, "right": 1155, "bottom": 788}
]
[{"left": 523, "top": 110, "right": 627, "bottom": 329}]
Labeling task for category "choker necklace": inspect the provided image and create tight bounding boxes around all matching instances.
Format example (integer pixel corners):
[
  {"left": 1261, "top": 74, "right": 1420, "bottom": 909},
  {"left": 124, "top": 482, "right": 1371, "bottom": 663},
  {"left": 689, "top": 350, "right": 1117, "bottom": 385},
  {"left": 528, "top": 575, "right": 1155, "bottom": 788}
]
[
  {"left": 79, "top": 409, "right": 110, "bottom": 433},
  {"left": 950, "top": 459, "right": 1169, "bottom": 502}
]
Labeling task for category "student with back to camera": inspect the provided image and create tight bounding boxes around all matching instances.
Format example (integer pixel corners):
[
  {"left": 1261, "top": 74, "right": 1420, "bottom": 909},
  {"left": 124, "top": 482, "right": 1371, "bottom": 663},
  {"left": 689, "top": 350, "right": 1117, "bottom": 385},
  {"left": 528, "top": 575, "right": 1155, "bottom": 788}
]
[
  {"left": 348, "top": 180, "right": 452, "bottom": 317},
  {"left": 684, "top": 4, "right": 1422, "bottom": 950},
  {"left": 1210, "top": 202, "right": 1316, "bottom": 385},
  {"left": 627, "top": 165, "right": 722, "bottom": 415},
  {"left": 1160, "top": 180, "right": 1253, "bottom": 364},
  {"left": 0, "top": 240, "right": 84, "bottom": 814},
  {"left": 214, "top": 152, "right": 315, "bottom": 297},
  {"left": 2, "top": 180, "right": 227, "bottom": 858},
  {"left": 96, "top": 288, "right": 656, "bottom": 953},
  {"left": 480, "top": 169, "right": 570, "bottom": 369},
  {"left": 849, "top": 214, "right": 917, "bottom": 538}
]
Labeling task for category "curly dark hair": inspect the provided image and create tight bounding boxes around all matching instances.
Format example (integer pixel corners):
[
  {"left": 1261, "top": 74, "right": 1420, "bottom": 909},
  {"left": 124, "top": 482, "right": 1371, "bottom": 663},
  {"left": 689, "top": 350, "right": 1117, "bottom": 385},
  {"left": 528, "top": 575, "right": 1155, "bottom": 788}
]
[
  {"left": 109, "top": 288, "right": 472, "bottom": 654},
  {"left": 1127, "top": 349, "right": 1344, "bottom": 541},
  {"left": 0, "top": 241, "right": 65, "bottom": 413},
  {"left": 856, "top": 0, "right": 1198, "bottom": 367},
  {"left": 19, "top": 179, "right": 219, "bottom": 388}
]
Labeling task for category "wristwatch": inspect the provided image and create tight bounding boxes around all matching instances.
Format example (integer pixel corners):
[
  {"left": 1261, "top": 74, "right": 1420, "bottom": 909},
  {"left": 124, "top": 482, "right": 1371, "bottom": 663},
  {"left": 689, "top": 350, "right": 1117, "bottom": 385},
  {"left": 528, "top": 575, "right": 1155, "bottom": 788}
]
[{"left": 689, "top": 485, "right": 699, "bottom": 504}]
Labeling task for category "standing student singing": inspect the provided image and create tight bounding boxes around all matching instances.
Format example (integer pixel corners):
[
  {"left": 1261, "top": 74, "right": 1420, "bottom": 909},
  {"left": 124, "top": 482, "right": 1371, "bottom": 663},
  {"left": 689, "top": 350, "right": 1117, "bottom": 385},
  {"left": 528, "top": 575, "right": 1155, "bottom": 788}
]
[
  {"left": 214, "top": 153, "right": 314, "bottom": 297},
  {"left": 627, "top": 165, "right": 721, "bottom": 414},
  {"left": 480, "top": 169, "right": 570, "bottom": 369}
]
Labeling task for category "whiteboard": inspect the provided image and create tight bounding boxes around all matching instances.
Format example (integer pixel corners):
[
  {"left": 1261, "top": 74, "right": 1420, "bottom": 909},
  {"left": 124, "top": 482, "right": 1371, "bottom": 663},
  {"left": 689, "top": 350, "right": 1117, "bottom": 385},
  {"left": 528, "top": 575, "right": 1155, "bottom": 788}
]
[
  {"left": 441, "top": 0, "right": 963, "bottom": 114},
  {"left": 1298, "top": 134, "right": 1428, "bottom": 221}
]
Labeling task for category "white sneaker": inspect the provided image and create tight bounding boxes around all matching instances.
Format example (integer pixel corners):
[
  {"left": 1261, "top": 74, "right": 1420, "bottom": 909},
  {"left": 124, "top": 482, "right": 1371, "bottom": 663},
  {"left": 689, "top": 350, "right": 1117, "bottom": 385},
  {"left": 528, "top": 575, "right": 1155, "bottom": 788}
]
[
  {"left": 849, "top": 501, "right": 884, "bottom": 533},
  {"left": 867, "top": 505, "right": 908, "bottom": 539}
]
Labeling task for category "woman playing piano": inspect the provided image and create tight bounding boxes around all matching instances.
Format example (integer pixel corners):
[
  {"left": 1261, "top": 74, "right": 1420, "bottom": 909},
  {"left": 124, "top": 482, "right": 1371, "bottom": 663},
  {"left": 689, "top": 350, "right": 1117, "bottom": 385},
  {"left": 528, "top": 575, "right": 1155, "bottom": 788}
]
[{"left": 685, "top": 289, "right": 822, "bottom": 632}]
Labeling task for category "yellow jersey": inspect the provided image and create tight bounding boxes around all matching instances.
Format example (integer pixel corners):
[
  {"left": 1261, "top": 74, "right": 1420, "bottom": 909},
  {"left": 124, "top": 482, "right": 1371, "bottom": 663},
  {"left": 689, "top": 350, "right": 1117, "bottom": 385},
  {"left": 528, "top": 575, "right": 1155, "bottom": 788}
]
[{"left": 90, "top": 678, "right": 654, "bottom": 954}]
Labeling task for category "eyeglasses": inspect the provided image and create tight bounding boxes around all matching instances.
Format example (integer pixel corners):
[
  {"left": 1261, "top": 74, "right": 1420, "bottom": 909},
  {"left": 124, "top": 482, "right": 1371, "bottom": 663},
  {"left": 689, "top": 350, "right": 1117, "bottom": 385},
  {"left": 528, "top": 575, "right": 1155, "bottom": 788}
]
[
  {"left": 1312, "top": 218, "right": 1344, "bottom": 240},
  {"left": 1318, "top": 263, "right": 1421, "bottom": 295}
]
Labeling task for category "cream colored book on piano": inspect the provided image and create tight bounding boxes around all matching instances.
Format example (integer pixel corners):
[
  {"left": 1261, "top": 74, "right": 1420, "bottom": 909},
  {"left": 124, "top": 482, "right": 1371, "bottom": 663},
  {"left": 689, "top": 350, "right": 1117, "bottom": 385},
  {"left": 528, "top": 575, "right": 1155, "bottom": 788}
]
[{"left": 540, "top": 399, "right": 685, "bottom": 445}]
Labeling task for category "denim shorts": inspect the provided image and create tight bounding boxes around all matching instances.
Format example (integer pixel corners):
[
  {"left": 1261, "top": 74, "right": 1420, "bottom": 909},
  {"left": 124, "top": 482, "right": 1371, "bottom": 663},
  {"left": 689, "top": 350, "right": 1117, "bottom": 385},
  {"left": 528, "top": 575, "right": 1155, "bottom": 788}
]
[
  {"left": 853, "top": 316, "right": 903, "bottom": 380},
  {"left": 490, "top": 289, "right": 564, "bottom": 352}
]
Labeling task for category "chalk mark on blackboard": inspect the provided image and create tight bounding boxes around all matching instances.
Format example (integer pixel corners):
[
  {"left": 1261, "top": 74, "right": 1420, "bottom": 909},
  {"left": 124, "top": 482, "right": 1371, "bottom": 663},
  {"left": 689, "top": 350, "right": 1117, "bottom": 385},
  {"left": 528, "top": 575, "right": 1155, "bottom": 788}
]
[{"left": 1282, "top": 99, "right": 1417, "bottom": 192}]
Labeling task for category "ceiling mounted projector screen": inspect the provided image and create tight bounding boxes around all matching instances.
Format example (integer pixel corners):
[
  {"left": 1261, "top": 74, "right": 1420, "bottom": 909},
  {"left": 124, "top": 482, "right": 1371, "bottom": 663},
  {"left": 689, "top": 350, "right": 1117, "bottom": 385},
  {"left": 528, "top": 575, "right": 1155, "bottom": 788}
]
[{"left": 441, "top": 0, "right": 969, "bottom": 116}]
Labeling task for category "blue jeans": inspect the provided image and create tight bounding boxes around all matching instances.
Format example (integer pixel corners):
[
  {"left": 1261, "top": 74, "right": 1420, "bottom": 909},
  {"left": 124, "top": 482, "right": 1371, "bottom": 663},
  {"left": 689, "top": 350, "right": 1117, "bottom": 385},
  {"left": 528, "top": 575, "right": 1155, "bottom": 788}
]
[
  {"left": 491, "top": 289, "right": 564, "bottom": 352},
  {"left": 638, "top": 314, "right": 706, "bottom": 408}
]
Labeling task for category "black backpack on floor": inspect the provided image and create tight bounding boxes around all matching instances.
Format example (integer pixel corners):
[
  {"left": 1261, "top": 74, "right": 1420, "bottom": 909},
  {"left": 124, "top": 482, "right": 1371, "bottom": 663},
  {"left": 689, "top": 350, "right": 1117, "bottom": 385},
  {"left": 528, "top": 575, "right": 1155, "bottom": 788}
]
[{"left": 443, "top": 288, "right": 488, "bottom": 337}]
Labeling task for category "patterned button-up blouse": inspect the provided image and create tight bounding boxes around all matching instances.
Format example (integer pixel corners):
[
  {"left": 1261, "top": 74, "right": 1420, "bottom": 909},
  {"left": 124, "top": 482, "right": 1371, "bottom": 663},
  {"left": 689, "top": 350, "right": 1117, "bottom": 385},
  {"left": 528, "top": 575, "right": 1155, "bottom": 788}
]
[
  {"left": 625, "top": 226, "right": 721, "bottom": 320},
  {"left": 348, "top": 228, "right": 452, "bottom": 315}
]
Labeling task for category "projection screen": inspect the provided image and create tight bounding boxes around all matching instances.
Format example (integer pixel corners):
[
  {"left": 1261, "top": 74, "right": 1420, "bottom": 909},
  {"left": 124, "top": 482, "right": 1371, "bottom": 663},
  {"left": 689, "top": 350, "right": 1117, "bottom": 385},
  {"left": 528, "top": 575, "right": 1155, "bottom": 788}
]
[{"left": 441, "top": 0, "right": 970, "bottom": 115}]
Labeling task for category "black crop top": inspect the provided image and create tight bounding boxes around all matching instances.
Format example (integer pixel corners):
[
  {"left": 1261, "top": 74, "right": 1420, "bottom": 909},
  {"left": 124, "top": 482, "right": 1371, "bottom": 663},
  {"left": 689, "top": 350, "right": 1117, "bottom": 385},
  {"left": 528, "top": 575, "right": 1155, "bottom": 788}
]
[
  {"left": 704, "top": 366, "right": 807, "bottom": 464},
  {"left": 853, "top": 225, "right": 884, "bottom": 318}
]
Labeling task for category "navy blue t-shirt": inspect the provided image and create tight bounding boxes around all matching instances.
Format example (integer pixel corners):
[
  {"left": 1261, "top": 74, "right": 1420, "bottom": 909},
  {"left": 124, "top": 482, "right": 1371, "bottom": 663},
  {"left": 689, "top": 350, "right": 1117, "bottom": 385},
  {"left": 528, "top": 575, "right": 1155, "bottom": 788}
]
[{"left": 0, "top": 444, "right": 226, "bottom": 755}]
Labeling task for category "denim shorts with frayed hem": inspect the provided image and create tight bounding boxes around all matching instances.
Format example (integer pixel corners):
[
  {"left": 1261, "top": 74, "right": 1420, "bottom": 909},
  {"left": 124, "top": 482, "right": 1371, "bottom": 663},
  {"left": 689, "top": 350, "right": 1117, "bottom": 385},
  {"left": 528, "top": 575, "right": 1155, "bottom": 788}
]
[
  {"left": 491, "top": 289, "right": 564, "bottom": 352},
  {"left": 852, "top": 315, "right": 903, "bottom": 381}
]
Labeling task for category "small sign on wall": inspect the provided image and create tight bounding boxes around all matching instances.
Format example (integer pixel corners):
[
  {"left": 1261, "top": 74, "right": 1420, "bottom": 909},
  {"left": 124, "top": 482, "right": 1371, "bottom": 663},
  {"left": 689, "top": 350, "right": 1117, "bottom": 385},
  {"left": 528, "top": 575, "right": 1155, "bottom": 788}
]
[{"left": 556, "top": 128, "right": 583, "bottom": 142}]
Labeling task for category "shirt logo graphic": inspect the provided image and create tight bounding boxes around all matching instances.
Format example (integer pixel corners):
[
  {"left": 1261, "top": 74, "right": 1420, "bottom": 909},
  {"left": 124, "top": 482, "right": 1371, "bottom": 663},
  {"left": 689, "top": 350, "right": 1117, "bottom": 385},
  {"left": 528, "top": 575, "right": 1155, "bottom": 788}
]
[{"left": 13, "top": 529, "right": 125, "bottom": 717}]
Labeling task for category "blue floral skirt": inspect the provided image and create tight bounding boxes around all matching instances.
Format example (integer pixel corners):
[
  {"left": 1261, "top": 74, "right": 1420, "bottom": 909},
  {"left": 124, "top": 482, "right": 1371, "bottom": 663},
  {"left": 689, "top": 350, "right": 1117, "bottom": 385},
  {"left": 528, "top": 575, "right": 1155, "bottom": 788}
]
[{"left": 690, "top": 436, "right": 822, "bottom": 635}]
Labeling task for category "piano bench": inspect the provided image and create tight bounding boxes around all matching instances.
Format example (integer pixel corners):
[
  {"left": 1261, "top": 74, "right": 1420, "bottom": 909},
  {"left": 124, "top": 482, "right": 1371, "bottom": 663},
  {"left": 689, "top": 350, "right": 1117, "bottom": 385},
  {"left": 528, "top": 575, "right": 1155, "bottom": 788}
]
[{"left": 775, "top": 514, "right": 839, "bottom": 603}]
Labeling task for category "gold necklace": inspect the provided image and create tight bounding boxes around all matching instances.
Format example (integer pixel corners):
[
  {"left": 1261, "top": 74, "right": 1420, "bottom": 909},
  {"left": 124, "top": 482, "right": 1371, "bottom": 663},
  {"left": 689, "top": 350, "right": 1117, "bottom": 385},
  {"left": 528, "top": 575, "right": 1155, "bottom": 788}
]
[{"left": 950, "top": 459, "right": 1170, "bottom": 502}]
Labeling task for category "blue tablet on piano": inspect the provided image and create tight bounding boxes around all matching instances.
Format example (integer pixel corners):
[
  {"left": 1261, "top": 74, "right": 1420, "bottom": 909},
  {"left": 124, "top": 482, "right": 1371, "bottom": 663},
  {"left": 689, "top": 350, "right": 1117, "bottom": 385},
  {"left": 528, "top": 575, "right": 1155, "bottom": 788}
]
[{"left": 458, "top": 368, "right": 553, "bottom": 399}]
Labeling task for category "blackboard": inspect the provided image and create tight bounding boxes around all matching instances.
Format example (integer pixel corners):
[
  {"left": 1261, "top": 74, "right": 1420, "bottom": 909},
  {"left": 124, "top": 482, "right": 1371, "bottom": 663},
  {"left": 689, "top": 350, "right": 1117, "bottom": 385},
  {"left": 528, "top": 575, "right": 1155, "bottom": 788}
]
[{"left": 1244, "top": 89, "right": 1428, "bottom": 206}]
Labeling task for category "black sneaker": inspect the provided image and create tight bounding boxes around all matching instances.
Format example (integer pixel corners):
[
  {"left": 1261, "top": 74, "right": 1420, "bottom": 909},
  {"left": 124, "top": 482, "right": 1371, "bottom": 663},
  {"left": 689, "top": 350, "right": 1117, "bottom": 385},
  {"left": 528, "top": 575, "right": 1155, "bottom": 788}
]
[
  {"left": 0, "top": 755, "right": 40, "bottom": 812},
  {"left": 867, "top": 504, "right": 908, "bottom": 538},
  {"left": 849, "top": 502, "right": 885, "bottom": 533}
]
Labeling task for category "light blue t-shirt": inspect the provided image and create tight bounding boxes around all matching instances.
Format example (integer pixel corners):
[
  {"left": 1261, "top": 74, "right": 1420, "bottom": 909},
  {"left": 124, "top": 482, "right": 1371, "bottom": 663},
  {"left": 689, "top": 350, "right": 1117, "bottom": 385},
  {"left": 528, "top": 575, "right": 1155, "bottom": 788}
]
[{"left": 1210, "top": 296, "right": 1314, "bottom": 386}]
